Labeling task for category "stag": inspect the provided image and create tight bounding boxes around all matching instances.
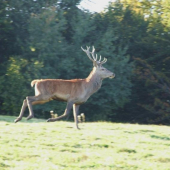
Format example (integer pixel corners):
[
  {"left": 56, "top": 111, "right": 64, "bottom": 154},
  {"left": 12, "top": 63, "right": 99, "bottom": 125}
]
[{"left": 14, "top": 46, "right": 115, "bottom": 129}]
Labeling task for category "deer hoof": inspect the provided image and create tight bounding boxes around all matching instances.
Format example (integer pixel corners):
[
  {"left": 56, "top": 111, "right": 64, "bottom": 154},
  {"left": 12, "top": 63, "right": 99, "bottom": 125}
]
[
  {"left": 76, "top": 127, "right": 80, "bottom": 130},
  {"left": 47, "top": 118, "right": 52, "bottom": 122},
  {"left": 26, "top": 115, "right": 34, "bottom": 120},
  {"left": 14, "top": 117, "right": 21, "bottom": 123}
]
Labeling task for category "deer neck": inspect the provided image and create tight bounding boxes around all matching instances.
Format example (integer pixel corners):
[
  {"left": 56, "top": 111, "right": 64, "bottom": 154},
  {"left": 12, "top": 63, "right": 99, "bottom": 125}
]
[{"left": 86, "top": 67, "right": 103, "bottom": 93}]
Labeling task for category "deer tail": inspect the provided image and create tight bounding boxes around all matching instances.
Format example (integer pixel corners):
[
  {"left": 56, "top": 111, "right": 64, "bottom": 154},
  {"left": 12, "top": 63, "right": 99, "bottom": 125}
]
[{"left": 31, "top": 80, "right": 38, "bottom": 87}]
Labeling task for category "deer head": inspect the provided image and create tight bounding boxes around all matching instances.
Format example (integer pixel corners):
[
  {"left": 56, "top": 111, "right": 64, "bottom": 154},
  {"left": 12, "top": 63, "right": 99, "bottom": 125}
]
[{"left": 81, "top": 46, "right": 115, "bottom": 79}]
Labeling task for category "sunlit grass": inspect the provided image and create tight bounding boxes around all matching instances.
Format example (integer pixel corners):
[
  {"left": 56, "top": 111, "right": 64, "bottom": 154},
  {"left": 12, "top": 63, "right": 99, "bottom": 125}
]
[{"left": 0, "top": 115, "right": 170, "bottom": 170}]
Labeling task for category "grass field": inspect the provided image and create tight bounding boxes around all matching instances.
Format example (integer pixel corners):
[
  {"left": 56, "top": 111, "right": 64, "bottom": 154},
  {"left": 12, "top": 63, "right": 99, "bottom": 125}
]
[{"left": 0, "top": 115, "right": 170, "bottom": 170}]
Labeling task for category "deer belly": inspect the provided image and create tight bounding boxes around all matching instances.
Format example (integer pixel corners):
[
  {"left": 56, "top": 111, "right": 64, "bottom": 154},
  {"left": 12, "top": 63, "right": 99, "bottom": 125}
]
[
  {"left": 52, "top": 93, "right": 70, "bottom": 102},
  {"left": 74, "top": 95, "right": 90, "bottom": 105}
]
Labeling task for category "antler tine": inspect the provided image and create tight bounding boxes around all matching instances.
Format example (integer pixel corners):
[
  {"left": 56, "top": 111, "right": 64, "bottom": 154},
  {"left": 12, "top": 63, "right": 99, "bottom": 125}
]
[
  {"left": 96, "top": 54, "right": 98, "bottom": 61},
  {"left": 99, "top": 55, "right": 102, "bottom": 62},
  {"left": 90, "top": 46, "right": 98, "bottom": 61},
  {"left": 86, "top": 46, "right": 90, "bottom": 51},
  {"left": 100, "top": 57, "right": 107, "bottom": 64},
  {"left": 92, "top": 46, "right": 95, "bottom": 53},
  {"left": 81, "top": 46, "right": 94, "bottom": 62}
]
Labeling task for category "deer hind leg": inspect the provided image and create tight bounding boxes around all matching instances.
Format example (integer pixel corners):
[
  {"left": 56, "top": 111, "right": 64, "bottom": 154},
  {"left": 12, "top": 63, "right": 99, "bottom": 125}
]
[
  {"left": 15, "top": 95, "right": 49, "bottom": 123},
  {"left": 47, "top": 101, "right": 73, "bottom": 122},
  {"left": 14, "top": 99, "right": 28, "bottom": 123},
  {"left": 26, "top": 96, "right": 35, "bottom": 120},
  {"left": 26, "top": 95, "right": 49, "bottom": 120},
  {"left": 73, "top": 104, "right": 80, "bottom": 129}
]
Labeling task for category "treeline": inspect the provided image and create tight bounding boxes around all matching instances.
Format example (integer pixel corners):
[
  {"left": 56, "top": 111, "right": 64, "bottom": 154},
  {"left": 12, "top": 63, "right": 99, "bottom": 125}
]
[{"left": 0, "top": 0, "right": 170, "bottom": 124}]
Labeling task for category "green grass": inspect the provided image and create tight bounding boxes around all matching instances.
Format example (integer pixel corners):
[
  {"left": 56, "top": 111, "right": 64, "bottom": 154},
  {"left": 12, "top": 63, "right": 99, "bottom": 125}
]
[{"left": 0, "top": 115, "right": 170, "bottom": 170}]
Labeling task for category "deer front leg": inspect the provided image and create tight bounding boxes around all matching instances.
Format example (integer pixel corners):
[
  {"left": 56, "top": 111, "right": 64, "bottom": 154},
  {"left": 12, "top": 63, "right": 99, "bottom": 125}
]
[
  {"left": 47, "top": 101, "right": 73, "bottom": 122},
  {"left": 73, "top": 104, "right": 80, "bottom": 129},
  {"left": 14, "top": 99, "right": 27, "bottom": 123}
]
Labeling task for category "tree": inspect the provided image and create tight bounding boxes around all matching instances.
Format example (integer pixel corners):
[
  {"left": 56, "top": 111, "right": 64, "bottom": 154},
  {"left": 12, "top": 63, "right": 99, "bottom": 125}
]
[
  {"left": 108, "top": 0, "right": 170, "bottom": 124},
  {"left": 0, "top": 0, "right": 134, "bottom": 122}
]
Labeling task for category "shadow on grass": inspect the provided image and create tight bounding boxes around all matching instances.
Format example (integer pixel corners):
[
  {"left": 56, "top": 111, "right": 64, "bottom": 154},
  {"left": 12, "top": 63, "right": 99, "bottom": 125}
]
[
  {"left": 139, "top": 130, "right": 155, "bottom": 133},
  {"left": 150, "top": 135, "right": 170, "bottom": 141},
  {"left": 118, "top": 148, "right": 137, "bottom": 154},
  {"left": 0, "top": 115, "right": 46, "bottom": 123}
]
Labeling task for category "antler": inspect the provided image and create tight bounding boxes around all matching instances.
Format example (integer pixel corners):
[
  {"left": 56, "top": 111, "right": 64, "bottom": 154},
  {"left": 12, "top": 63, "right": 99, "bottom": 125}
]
[{"left": 81, "top": 46, "right": 107, "bottom": 66}]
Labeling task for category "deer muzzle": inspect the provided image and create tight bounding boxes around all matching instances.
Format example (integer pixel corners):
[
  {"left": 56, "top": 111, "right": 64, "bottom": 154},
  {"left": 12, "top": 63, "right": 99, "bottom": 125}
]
[{"left": 109, "top": 73, "right": 115, "bottom": 79}]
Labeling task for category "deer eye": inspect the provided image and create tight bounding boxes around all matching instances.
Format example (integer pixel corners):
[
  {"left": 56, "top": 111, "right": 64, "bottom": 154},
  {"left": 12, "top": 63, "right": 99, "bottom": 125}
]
[{"left": 101, "top": 68, "right": 105, "bottom": 71}]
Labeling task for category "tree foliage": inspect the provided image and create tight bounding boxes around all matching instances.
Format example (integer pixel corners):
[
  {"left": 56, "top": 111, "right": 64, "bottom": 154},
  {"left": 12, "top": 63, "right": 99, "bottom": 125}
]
[{"left": 0, "top": 0, "right": 170, "bottom": 124}]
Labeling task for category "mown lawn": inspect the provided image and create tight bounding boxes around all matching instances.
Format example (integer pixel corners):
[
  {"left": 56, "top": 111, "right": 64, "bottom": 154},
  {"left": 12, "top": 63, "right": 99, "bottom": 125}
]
[{"left": 0, "top": 115, "right": 170, "bottom": 170}]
